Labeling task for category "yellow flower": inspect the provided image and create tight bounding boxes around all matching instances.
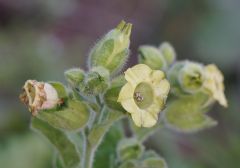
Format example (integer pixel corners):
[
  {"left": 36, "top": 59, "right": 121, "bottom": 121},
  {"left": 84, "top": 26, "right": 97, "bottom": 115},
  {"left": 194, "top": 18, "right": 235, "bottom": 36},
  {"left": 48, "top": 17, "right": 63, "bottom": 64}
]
[
  {"left": 203, "top": 64, "right": 228, "bottom": 107},
  {"left": 118, "top": 64, "right": 170, "bottom": 127}
]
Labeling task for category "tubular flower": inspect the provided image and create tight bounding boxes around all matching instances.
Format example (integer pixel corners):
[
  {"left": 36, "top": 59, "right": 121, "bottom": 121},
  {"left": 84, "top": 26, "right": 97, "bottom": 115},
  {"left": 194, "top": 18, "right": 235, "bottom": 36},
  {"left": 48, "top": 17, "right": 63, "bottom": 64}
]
[
  {"left": 203, "top": 64, "right": 228, "bottom": 107},
  {"left": 117, "top": 64, "right": 170, "bottom": 127},
  {"left": 19, "top": 80, "right": 61, "bottom": 116}
]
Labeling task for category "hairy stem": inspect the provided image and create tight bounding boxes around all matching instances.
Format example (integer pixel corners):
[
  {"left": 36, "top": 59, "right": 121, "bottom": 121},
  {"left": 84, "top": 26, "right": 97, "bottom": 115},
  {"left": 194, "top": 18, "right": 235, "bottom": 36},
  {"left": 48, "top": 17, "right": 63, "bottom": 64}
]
[{"left": 83, "top": 108, "right": 124, "bottom": 168}]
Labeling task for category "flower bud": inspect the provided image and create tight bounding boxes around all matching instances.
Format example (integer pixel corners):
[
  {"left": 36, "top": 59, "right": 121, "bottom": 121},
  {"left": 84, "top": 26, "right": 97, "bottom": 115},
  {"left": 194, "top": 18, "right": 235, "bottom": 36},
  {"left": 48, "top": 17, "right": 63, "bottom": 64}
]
[
  {"left": 159, "top": 42, "right": 176, "bottom": 66},
  {"left": 117, "top": 138, "right": 144, "bottom": 162},
  {"left": 19, "top": 80, "right": 62, "bottom": 116},
  {"left": 83, "top": 66, "right": 110, "bottom": 95},
  {"left": 168, "top": 61, "right": 205, "bottom": 95},
  {"left": 64, "top": 68, "right": 85, "bottom": 88},
  {"left": 118, "top": 160, "right": 138, "bottom": 168},
  {"left": 89, "top": 20, "right": 132, "bottom": 74},
  {"left": 138, "top": 45, "right": 167, "bottom": 70}
]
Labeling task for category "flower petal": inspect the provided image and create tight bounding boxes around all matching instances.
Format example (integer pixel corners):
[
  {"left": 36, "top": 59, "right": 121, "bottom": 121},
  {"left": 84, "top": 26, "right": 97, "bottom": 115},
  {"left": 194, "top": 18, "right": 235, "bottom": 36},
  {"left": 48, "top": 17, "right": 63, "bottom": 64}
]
[
  {"left": 120, "top": 98, "right": 140, "bottom": 114},
  {"left": 150, "top": 70, "right": 165, "bottom": 84},
  {"left": 124, "top": 64, "right": 152, "bottom": 86},
  {"left": 117, "top": 83, "right": 134, "bottom": 101},
  {"left": 214, "top": 91, "right": 228, "bottom": 107},
  {"left": 131, "top": 110, "right": 158, "bottom": 127},
  {"left": 153, "top": 79, "right": 170, "bottom": 98}
]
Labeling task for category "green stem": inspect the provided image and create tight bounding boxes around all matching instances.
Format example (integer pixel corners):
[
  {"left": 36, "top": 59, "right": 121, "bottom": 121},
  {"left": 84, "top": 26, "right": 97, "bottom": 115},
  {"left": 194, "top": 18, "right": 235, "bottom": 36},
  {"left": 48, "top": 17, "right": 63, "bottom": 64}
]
[
  {"left": 84, "top": 141, "right": 95, "bottom": 168},
  {"left": 83, "top": 110, "right": 124, "bottom": 168}
]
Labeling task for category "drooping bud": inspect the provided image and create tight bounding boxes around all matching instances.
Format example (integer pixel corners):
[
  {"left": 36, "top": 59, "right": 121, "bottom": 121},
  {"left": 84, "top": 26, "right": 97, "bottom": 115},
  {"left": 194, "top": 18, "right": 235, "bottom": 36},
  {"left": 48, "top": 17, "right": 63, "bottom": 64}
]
[
  {"left": 89, "top": 20, "right": 132, "bottom": 74},
  {"left": 83, "top": 66, "right": 110, "bottom": 95},
  {"left": 138, "top": 45, "right": 167, "bottom": 70},
  {"left": 64, "top": 68, "right": 85, "bottom": 88},
  {"left": 159, "top": 42, "right": 176, "bottom": 66},
  {"left": 168, "top": 61, "right": 205, "bottom": 95},
  {"left": 19, "top": 80, "right": 62, "bottom": 116},
  {"left": 117, "top": 138, "right": 144, "bottom": 162}
]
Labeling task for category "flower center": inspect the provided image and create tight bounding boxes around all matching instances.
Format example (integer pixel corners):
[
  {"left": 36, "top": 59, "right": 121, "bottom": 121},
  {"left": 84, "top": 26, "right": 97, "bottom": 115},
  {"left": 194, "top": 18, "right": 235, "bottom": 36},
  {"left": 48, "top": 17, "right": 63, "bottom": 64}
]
[
  {"left": 134, "top": 82, "right": 154, "bottom": 109},
  {"left": 181, "top": 71, "right": 203, "bottom": 92}
]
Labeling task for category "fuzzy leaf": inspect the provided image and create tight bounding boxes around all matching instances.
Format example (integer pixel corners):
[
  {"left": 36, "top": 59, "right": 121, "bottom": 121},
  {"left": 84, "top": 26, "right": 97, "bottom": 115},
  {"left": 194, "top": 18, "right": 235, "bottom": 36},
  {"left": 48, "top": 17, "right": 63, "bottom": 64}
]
[
  {"left": 31, "top": 118, "right": 80, "bottom": 168},
  {"left": 164, "top": 96, "right": 217, "bottom": 133},
  {"left": 94, "top": 123, "right": 124, "bottom": 168},
  {"left": 37, "top": 99, "right": 90, "bottom": 131}
]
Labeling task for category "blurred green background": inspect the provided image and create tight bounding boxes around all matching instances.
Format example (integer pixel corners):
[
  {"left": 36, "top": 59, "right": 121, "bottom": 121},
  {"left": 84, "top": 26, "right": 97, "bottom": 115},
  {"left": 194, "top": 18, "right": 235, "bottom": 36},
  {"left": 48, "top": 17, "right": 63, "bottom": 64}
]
[{"left": 0, "top": 0, "right": 239, "bottom": 167}]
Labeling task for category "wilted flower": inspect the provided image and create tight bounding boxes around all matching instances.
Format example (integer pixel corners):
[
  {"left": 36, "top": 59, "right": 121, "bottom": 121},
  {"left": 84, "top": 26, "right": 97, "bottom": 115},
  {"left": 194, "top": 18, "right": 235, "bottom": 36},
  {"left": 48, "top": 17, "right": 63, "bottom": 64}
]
[
  {"left": 19, "top": 80, "right": 61, "bottom": 116},
  {"left": 203, "top": 64, "right": 228, "bottom": 107},
  {"left": 118, "top": 64, "right": 170, "bottom": 127}
]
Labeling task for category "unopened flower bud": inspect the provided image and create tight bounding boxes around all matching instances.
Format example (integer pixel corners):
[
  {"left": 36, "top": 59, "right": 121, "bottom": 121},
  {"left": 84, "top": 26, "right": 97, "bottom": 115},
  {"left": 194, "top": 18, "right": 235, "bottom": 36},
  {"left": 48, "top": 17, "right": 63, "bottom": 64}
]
[
  {"left": 19, "top": 80, "right": 62, "bottom": 116},
  {"left": 159, "top": 42, "right": 176, "bottom": 66},
  {"left": 64, "top": 68, "right": 85, "bottom": 88},
  {"left": 138, "top": 45, "right": 167, "bottom": 70},
  {"left": 89, "top": 20, "right": 132, "bottom": 74},
  {"left": 83, "top": 66, "right": 110, "bottom": 95},
  {"left": 117, "top": 138, "right": 144, "bottom": 162}
]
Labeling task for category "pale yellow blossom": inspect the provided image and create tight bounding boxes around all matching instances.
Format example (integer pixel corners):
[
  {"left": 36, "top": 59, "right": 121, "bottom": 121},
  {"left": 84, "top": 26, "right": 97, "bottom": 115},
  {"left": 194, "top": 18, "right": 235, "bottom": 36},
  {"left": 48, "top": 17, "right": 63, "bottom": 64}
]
[{"left": 118, "top": 64, "right": 170, "bottom": 127}]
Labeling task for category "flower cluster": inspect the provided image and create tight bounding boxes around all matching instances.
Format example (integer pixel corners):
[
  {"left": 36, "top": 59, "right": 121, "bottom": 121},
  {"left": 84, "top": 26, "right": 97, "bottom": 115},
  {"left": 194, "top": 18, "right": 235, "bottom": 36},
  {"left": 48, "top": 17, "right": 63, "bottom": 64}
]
[{"left": 19, "top": 20, "right": 228, "bottom": 168}]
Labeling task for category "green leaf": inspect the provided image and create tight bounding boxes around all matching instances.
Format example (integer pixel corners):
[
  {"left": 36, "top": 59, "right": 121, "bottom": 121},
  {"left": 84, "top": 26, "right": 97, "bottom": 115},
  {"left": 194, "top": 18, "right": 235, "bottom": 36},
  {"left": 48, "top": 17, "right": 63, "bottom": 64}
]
[
  {"left": 48, "top": 81, "right": 67, "bottom": 98},
  {"left": 164, "top": 96, "right": 217, "bottom": 133},
  {"left": 37, "top": 99, "right": 90, "bottom": 131},
  {"left": 94, "top": 123, "right": 124, "bottom": 168},
  {"left": 31, "top": 118, "right": 80, "bottom": 168},
  {"left": 54, "top": 152, "right": 65, "bottom": 168}
]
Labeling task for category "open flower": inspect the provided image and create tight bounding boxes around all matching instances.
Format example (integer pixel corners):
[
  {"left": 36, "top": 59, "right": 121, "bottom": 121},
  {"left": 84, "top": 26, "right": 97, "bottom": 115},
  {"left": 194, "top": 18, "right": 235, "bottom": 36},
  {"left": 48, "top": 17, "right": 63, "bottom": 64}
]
[
  {"left": 19, "top": 80, "right": 61, "bottom": 116},
  {"left": 203, "top": 64, "right": 228, "bottom": 107},
  {"left": 117, "top": 64, "right": 170, "bottom": 127}
]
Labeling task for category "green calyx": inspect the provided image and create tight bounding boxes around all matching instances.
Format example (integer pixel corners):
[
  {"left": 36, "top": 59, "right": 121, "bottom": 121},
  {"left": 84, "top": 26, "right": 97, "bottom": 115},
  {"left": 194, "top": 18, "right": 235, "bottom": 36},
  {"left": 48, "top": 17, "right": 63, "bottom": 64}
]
[
  {"left": 83, "top": 66, "right": 110, "bottom": 95},
  {"left": 89, "top": 20, "right": 132, "bottom": 74}
]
